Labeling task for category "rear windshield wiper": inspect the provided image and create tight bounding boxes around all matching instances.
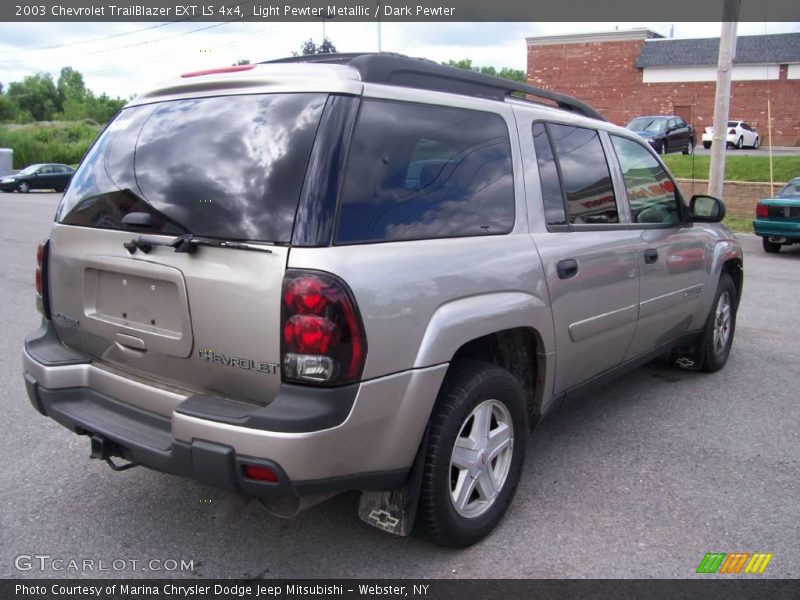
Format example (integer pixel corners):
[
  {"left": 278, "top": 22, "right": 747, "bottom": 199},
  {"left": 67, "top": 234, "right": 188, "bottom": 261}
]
[{"left": 123, "top": 234, "right": 273, "bottom": 255}]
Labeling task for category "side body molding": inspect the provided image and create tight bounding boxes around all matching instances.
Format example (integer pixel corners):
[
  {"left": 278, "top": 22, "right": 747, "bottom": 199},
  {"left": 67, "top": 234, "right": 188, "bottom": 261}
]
[{"left": 413, "top": 292, "right": 555, "bottom": 369}]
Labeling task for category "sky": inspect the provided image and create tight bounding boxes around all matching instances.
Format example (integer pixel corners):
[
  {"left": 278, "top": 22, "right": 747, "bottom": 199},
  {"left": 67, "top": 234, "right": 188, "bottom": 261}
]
[{"left": 0, "top": 21, "right": 798, "bottom": 99}]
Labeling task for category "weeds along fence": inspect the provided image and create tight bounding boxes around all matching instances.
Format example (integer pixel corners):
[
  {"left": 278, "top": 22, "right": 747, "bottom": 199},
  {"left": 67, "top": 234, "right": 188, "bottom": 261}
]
[{"left": 0, "top": 121, "right": 102, "bottom": 168}]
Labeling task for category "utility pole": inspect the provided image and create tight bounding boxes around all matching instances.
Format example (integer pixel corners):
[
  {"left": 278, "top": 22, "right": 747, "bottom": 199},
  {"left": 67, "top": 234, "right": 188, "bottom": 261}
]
[
  {"left": 376, "top": 1, "right": 382, "bottom": 52},
  {"left": 708, "top": 0, "right": 740, "bottom": 199}
]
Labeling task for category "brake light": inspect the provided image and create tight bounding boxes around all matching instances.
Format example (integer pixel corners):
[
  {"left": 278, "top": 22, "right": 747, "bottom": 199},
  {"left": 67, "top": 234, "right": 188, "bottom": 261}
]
[
  {"left": 281, "top": 270, "right": 366, "bottom": 385},
  {"left": 180, "top": 65, "right": 255, "bottom": 78},
  {"left": 729, "top": 129, "right": 736, "bottom": 135},
  {"left": 35, "top": 240, "right": 48, "bottom": 315},
  {"left": 756, "top": 203, "right": 769, "bottom": 218}
]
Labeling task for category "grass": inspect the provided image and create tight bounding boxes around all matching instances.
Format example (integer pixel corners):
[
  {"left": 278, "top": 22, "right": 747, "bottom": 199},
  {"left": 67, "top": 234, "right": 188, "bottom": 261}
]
[
  {"left": 0, "top": 121, "right": 101, "bottom": 168},
  {"left": 662, "top": 155, "right": 800, "bottom": 183},
  {"left": 723, "top": 215, "right": 754, "bottom": 234}
]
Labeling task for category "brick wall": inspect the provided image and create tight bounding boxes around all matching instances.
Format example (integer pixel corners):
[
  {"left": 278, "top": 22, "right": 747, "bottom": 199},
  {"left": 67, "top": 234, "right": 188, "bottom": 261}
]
[{"left": 527, "top": 40, "right": 800, "bottom": 146}]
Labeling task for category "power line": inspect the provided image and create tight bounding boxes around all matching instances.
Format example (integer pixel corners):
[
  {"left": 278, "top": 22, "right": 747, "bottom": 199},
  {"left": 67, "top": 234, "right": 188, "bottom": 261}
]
[
  {"left": 0, "top": 21, "right": 243, "bottom": 64},
  {"left": 0, "top": 22, "right": 177, "bottom": 55},
  {"left": 82, "top": 26, "right": 275, "bottom": 77},
  {"left": 0, "top": 0, "right": 259, "bottom": 62}
]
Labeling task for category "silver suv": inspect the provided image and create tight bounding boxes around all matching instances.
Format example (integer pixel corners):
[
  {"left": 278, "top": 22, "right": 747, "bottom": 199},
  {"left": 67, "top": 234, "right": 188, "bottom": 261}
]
[{"left": 23, "top": 54, "right": 742, "bottom": 547}]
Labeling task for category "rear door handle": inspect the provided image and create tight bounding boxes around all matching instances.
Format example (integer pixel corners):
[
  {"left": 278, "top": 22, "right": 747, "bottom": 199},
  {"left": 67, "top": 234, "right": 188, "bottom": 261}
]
[
  {"left": 644, "top": 248, "right": 658, "bottom": 264},
  {"left": 556, "top": 259, "right": 579, "bottom": 280}
]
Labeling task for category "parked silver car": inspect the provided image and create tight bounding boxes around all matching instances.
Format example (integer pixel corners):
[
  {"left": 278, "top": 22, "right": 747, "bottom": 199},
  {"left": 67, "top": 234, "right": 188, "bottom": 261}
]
[{"left": 23, "top": 54, "right": 743, "bottom": 547}]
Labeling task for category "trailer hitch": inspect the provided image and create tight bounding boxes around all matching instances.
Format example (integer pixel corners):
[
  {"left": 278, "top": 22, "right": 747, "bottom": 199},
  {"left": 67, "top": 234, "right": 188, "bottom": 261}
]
[{"left": 89, "top": 434, "right": 140, "bottom": 472}]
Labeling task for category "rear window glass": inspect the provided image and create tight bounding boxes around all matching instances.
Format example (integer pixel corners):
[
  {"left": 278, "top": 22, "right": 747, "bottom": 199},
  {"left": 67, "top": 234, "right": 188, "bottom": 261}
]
[
  {"left": 548, "top": 123, "right": 618, "bottom": 225},
  {"left": 57, "top": 93, "right": 326, "bottom": 242},
  {"left": 336, "top": 99, "right": 514, "bottom": 244}
]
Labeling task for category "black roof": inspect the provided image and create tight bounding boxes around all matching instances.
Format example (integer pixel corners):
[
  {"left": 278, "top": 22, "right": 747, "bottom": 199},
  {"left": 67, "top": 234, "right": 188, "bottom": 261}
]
[
  {"left": 263, "top": 53, "right": 605, "bottom": 121},
  {"left": 637, "top": 32, "right": 800, "bottom": 68}
]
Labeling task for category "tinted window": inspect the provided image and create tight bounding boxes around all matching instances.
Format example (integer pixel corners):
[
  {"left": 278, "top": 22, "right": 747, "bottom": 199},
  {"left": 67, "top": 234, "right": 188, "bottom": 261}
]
[
  {"left": 548, "top": 124, "right": 618, "bottom": 224},
  {"left": 532, "top": 122, "right": 566, "bottom": 226},
  {"left": 627, "top": 117, "right": 667, "bottom": 133},
  {"left": 779, "top": 181, "right": 800, "bottom": 198},
  {"left": 336, "top": 100, "right": 514, "bottom": 243},
  {"left": 57, "top": 93, "right": 326, "bottom": 242},
  {"left": 611, "top": 136, "right": 679, "bottom": 224}
]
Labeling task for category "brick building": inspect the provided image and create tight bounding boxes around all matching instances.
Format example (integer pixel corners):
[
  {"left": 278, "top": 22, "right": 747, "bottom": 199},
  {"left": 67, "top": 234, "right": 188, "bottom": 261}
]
[{"left": 526, "top": 29, "right": 800, "bottom": 146}]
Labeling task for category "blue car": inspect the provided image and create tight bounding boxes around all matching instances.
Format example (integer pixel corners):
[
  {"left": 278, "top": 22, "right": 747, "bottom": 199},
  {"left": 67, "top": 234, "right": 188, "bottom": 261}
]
[{"left": 753, "top": 177, "right": 800, "bottom": 253}]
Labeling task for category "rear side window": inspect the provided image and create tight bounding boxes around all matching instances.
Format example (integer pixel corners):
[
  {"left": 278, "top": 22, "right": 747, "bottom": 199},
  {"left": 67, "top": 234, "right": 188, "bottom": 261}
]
[
  {"left": 336, "top": 100, "right": 514, "bottom": 244},
  {"left": 57, "top": 93, "right": 326, "bottom": 242},
  {"left": 547, "top": 123, "right": 618, "bottom": 225},
  {"left": 532, "top": 122, "right": 567, "bottom": 226}
]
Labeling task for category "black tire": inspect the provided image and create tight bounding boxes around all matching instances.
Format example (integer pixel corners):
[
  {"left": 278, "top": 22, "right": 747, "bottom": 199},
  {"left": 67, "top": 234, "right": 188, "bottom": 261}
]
[
  {"left": 416, "top": 360, "right": 528, "bottom": 547},
  {"left": 683, "top": 139, "right": 694, "bottom": 155},
  {"left": 16, "top": 180, "right": 30, "bottom": 193},
  {"left": 699, "top": 274, "right": 738, "bottom": 372},
  {"left": 753, "top": 137, "right": 760, "bottom": 150},
  {"left": 703, "top": 142, "right": 711, "bottom": 149},
  {"left": 762, "top": 237, "right": 781, "bottom": 254},
  {"left": 736, "top": 136, "right": 743, "bottom": 150}
]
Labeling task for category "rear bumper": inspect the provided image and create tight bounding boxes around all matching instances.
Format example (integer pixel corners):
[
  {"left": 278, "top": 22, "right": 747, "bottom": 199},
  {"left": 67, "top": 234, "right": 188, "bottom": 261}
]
[
  {"left": 753, "top": 219, "right": 800, "bottom": 240},
  {"left": 23, "top": 323, "right": 447, "bottom": 497}
]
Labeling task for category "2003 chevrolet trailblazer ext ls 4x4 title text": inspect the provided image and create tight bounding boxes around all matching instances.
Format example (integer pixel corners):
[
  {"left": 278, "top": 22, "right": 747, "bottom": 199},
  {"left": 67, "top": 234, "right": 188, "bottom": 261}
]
[{"left": 22, "top": 53, "right": 743, "bottom": 547}]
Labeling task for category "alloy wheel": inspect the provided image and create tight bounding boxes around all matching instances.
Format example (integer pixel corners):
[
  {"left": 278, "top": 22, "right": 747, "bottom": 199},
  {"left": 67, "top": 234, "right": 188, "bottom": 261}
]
[
  {"left": 449, "top": 399, "right": 514, "bottom": 519},
  {"left": 713, "top": 291, "right": 732, "bottom": 355}
]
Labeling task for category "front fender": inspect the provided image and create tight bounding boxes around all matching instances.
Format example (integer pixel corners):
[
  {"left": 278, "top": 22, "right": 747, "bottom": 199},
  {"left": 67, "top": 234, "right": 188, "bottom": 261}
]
[{"left": 699, "top": 238, "right": 743, "bottom": 318}]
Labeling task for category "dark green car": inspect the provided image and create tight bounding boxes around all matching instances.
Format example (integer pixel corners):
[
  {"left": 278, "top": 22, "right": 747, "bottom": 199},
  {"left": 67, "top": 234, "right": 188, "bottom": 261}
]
[
  {"left": 0, "top": 163, "right": 75, "bottom": 193},
  {"left": 754, "top": 177, "right": 800, "bottom": 253}
]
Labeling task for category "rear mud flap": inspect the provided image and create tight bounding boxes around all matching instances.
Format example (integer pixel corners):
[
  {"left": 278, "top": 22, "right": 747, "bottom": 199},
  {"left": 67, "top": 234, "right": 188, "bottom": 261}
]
[
  {"left": 357, "top": 429, "right": 428, "bottom": 537},
  {"left": 669, "top": 348, "right": 702, "bottom": 371}
]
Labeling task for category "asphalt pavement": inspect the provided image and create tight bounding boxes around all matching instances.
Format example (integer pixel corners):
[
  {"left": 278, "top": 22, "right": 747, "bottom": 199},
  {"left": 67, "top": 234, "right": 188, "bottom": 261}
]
[{"left": 0, "top": 192, "right": 797, "bottom": 579}]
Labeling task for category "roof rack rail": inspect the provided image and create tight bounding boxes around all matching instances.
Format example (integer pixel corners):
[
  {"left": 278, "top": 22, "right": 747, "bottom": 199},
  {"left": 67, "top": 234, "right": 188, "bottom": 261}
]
[{"left": 262, "top": 52, "right": 605, "bottom": 121}]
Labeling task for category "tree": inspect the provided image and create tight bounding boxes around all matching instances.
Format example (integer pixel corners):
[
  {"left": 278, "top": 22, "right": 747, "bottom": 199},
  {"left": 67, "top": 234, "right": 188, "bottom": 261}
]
[
  {"left": 1, "top": 67, "right": 126, "bottom": 124},
  {"left": 445, "top": 59, "right": 526, "bottom": 84},
  {"left": 57, "top": 67, "right": 86, "bottom": 104},
  {"left": 294, "top": 38, "right": 337, "bottom": 56},
  {"left": 0, "top": 94, "right": 19, "bottom": 122},
  {"left": 6, "top": 73, "right": 60, "bottom": 121}
]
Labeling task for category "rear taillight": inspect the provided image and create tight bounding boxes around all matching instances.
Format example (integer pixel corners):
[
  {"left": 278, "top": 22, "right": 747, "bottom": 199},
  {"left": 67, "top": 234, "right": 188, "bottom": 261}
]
[
  {"left": 35, "top": 240, "right": 49, "bottom": 316},
  {"left": 756, "top": 203, "right": 769, "bottom": 218},
  {"left": 729, "top": 129, "right": 736, "bottom": 135},
  {"left": 281, "top": 270, "right": 366, "bottom": 386}
]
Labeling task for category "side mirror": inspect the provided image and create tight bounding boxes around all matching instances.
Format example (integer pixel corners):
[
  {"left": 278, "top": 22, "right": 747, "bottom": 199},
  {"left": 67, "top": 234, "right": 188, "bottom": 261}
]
[{"left": 689, "top": 195, "right": 725, "bottom": 223}]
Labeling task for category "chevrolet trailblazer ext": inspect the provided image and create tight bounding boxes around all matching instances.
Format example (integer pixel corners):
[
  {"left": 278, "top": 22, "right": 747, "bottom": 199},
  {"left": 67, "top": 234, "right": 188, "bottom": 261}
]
[{"left": 23, "top": 54, "right": 742, "bottom": 547}]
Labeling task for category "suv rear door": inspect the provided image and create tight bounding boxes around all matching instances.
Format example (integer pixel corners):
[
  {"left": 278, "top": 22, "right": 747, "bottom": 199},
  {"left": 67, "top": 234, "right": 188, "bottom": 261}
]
[
  {"left": 48, "top": 93, "right": 328, "bottom": 407},
  {"left": 525, "top": 119, "right": 640, "bottom": 394}
]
